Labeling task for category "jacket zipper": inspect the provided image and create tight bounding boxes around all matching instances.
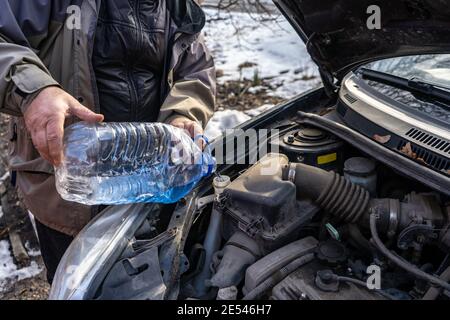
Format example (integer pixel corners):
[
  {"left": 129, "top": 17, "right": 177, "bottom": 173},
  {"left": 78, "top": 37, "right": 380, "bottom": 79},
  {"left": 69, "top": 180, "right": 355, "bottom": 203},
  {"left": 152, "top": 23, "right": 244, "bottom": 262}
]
[
  {"left": 128, "top": 0, "right": 144, "bottom": 121},
  {"left": 126, "top": 0, "right": 143, "bottom": 121}
]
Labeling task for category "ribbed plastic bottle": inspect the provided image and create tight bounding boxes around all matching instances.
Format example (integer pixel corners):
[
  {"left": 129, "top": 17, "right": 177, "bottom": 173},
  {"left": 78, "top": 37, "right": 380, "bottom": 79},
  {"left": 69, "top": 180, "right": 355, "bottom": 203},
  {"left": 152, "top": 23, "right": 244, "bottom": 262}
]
[{"left": 55, "top": 122, "right": 216, "bottom": 205}]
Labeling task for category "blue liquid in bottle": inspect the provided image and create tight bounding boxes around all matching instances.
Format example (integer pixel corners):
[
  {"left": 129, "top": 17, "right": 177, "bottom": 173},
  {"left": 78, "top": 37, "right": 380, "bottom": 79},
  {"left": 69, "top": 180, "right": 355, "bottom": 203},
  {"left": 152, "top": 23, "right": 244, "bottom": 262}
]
[{"left": 55, "top": 122, "right": 215, "bottom": 205}]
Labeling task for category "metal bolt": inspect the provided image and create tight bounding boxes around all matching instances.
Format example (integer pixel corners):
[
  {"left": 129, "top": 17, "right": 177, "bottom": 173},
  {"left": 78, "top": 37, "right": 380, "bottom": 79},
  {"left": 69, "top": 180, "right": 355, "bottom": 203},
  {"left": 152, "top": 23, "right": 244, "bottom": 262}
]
[
  {"left": 287, "top": 135, "right": 295, "bottom": 144},
  {"left": 416, "top": 234, "right": 426, "bottom": 244}
]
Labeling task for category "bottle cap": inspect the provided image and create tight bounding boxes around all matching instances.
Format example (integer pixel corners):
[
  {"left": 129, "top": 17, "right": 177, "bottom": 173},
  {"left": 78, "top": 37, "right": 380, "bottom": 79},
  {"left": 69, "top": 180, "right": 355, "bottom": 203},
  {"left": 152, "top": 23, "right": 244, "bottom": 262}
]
[{"left": 196, "top": 135, "right": 216, "bottom": 177}]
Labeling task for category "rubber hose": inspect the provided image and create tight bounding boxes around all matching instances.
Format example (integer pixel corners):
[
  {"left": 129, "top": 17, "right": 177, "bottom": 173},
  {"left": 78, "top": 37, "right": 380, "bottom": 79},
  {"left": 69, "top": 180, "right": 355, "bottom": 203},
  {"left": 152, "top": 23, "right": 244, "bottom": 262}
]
[
  {"left": 348, "top": 223, "right": 372, "bottom": 253},
  {"left": 337, "top": 276, "right": 395, "bottom": 300},
  {"left": 422, "top": 266, "right": 450, "bottom": 300},
  {"left": 370, "top": 213, "right": 450, "bottom": 292},
  {"left": 242, "top": 253, "right": 314, "bottom": 300},
  {"left": 284, "top": 163, "right": 370, "bottom": 223}
]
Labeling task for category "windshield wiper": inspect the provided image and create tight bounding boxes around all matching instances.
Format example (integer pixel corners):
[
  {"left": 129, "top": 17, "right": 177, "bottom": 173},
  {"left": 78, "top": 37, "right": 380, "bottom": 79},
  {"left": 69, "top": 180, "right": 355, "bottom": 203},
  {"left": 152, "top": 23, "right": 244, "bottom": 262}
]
[{"left": 359, "top": 68, "right": 450, "bottom": 108}]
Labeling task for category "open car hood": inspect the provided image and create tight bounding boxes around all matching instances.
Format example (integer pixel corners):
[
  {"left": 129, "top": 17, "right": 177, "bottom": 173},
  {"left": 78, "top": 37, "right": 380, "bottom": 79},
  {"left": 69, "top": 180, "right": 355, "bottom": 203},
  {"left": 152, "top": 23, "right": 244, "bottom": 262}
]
[{"left": 274, "top": 0, "right": 450, "bottom": 88}]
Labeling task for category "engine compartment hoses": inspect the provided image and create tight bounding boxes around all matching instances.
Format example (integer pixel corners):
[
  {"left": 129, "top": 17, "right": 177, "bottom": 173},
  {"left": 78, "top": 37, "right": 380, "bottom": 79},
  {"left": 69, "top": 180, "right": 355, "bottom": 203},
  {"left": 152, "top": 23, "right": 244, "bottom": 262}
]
[
  {"left": 370, "top": 213, "right": 450, "bottom": 292},
  {"left": 283, "top": 163, "right": 370, "bottom": 223},
  {"left": 348, "top": 224, "right": 372, "bottom": 253},
  {"left": 193, "top": 206, "right": 224, "bottom": 296},
  {"left": 242, "top": 253, "right": 314, "bottom": 300},
  {"left": 336, "top": 276, "right": 395, "bottom": 300},
  {"left": 422, "top": 266, "right": 450, "bottom": 300}
]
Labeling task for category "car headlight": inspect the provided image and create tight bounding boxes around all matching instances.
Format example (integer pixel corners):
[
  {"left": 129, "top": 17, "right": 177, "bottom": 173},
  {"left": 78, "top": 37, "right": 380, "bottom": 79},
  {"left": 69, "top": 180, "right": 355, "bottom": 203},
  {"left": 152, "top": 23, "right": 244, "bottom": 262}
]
[{"left": 48, "top": 203, "right": 151, "bottom": 300}]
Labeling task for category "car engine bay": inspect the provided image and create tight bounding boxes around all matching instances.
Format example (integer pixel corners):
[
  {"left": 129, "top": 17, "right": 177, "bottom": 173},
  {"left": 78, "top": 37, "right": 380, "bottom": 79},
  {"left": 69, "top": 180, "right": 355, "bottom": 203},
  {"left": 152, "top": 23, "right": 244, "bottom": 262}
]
[
  {"left": 176, "top": 120, "right": 450, "bottom": 301},
  {"left": 72, "top": 77, "right": 449, "bottom": 301},
  {"left": 65, "top": 65, "right": 450, "bottom": 301}
]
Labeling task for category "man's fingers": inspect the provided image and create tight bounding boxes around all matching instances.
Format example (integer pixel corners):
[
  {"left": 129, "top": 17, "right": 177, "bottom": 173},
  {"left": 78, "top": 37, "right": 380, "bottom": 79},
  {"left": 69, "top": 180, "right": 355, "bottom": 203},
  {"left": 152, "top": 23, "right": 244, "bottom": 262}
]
[
  {"left": 172, "top": 120, "right": 203, "bottom": 137},
  {"left": 22, "top": 87, "right": 103, "bottom": 164},
  {"left": 32, "top": 127, "right": 51, "bottom": 163},
  {"left": 170, "top": 119, "right": 205, "bottom": 148},
  {"left": 46, "top": 116, "right": 65, "bottom": 166},
  {"left": 191, "top": 122, "right": 204, "bottom": 138},
  {"left": 172, "top": 121, "right": 186, "bottom": 130},
  {"left": 171, "top": 120, "right": 191, "bottom": 137},
  {"left": 189, "top": 122, "right": 205, "bottom": 150},
  {"left": 69, "top": 100, "right": 104, "bottom": 123}
]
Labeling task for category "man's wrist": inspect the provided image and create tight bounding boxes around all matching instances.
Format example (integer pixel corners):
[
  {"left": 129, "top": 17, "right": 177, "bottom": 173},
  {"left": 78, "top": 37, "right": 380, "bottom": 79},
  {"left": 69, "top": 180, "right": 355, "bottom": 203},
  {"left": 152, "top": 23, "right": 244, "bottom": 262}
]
[
  {"left": 9, "top": 63, "right": 61, "bottom": 115},
  {"left": 19, "top": 85, "right": 60, "bottom": 115},
  {"left": 166, "top": 114, "right": 188, "bottom": 124},
  {"left": 166, "top": 114, "right": 203, "bottom": 128}
]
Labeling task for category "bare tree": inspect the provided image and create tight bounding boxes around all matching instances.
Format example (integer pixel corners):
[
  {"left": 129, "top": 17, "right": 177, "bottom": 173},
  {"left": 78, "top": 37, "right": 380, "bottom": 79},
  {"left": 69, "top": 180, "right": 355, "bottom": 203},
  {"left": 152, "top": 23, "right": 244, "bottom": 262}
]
[{"left": 203, "top": 0, "right": 278, "bottom": 22}]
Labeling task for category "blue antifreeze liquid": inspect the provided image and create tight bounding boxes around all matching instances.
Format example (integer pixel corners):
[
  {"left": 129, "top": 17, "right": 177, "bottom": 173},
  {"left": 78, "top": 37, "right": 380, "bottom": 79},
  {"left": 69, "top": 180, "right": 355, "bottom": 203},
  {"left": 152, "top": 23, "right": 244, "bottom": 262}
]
[{"left": 55, "top": 122, "right": 216, "bottom": 205}]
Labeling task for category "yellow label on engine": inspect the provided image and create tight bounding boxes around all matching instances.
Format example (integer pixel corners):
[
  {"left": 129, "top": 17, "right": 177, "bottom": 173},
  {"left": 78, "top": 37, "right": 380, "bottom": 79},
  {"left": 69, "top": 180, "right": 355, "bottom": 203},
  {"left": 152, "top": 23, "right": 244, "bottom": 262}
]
[{"left": 317, "top": 153, "right": 337, "bottom": 165}]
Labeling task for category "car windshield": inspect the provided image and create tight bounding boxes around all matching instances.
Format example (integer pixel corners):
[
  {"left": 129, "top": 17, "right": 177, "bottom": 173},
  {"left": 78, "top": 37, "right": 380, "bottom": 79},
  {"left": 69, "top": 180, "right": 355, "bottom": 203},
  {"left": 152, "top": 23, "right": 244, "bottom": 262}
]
[
  {"left": 364, "top": 54, "right": 450, "bottom": 88},
  {"left": 359, "top": 54, "right": 450, "bottom": 126}
]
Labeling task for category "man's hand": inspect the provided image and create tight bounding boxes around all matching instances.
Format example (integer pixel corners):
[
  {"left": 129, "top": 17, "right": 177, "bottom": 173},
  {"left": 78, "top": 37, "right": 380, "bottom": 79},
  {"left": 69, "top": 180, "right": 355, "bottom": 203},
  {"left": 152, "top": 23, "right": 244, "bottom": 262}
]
[
  {"left": 169, "top": 117, "right": 203, "bottom": 138},
  {"left": 23, "top": 86, "right": 104, "bottom": 166},
  {"left": 169, "top": 117, "right": 205, "bottom": 149}
]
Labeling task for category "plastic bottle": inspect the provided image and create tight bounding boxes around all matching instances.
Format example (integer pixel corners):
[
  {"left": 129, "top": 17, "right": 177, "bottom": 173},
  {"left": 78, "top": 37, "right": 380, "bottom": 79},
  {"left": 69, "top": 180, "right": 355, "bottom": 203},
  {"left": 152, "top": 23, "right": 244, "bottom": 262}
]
[{"left": 55, "top": 122, "right": 216, "bottom": 205}]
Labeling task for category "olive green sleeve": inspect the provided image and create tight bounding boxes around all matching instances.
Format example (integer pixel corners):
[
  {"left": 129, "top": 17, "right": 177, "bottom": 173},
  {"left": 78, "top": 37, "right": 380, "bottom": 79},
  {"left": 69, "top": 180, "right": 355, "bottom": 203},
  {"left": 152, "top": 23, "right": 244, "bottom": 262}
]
[
  {"left": 0, "top": 36, "right": 59, "bottom": 116},
  {"left": 158, "top": 34, "right": 216, "bottom": 129}
]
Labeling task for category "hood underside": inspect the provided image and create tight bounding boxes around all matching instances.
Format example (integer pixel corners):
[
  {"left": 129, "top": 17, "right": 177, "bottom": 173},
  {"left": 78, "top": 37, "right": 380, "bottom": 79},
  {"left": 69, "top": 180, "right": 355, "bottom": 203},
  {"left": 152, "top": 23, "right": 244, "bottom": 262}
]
[{"left": 275, "top": 0, "right": 450, "bottom": 84}]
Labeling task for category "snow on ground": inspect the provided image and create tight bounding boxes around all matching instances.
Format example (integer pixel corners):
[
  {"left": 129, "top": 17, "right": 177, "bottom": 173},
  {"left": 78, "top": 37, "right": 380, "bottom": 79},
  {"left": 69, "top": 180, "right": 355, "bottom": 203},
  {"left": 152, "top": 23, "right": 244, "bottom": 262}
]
[
  {"left": 205, "top": 110, "right": 251, "bottom": 140},
  {"left": 203, "top": 8, "right": 320, "bottom": 140},
  {"left": 0, "top": 240, "right": 42, "bottom": 292},
  {"left": 205, "top": 104, "right": 275, "bottom": 140},
  {"left": 25, "top": 241, "right": 42, "bottom": 258},
  {"left": 203, "top": 8, "right": 320, "bottom": 98}
]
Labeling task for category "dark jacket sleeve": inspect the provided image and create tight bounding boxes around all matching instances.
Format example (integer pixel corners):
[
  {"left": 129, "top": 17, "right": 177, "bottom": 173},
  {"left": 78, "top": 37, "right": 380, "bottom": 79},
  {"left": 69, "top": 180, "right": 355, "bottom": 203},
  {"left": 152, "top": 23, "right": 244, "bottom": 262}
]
[
  {"left": 158, "top": 33, "right": 216, "bottom": 128},
  {"left": 0, "top": 0, "right": 61, "bottom": 116}
]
